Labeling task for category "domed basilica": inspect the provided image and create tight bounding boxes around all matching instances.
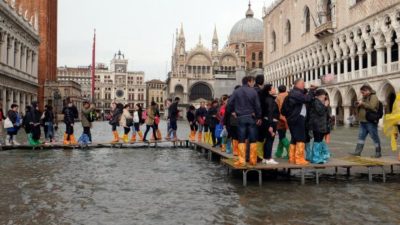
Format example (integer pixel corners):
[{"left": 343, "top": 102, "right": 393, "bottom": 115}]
[{"left": 166, "top": 3, "right": 264, "bottom": 107}]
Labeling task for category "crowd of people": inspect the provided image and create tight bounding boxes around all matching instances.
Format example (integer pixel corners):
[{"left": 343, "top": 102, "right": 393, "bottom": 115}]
[
  {"left": 186, "top": 75, "right": 400, "bottom": 166},
  {"left": 0, "top": 75, "right": 399, "bottom": 165}
]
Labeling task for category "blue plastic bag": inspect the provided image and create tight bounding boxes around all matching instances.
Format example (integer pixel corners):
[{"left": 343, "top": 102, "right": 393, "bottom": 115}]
[{"left": 78, "top": 133, "right": 91, "bottom": 145}]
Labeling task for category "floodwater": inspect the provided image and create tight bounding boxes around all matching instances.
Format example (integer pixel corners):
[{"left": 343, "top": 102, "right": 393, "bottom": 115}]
[{"left": 1, "top": 121, "right": 400, "bottom": 225}]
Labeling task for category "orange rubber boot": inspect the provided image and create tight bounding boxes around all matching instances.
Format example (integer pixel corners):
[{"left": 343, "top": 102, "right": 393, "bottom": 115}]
[
  {"left": 249, "top": 143, "right": 258, "bottom": 166},
  {"left": 130, "top": 133, "right": 137, "bottom": 143},
  {"left": 122, "top": 134, "right": 129, "bottom": 143},
  {"left": 232, "top": 139, "right": 239, "bottom": 156},
  {"left": 288, "top": 144, "right": 296, "bottom": 164},
  {"left": 138, "top": 131, "right": 144, "bottom": 141},
  {"left": 295, "top": 142, "right": 309, "bottom": 165},
  {"left": 111, "top": 131, "right": 119, "bottom": 143},
  {"left": 63, "top": 133, "right": 70, "bottom": 145},
  {"left": 234, "top": 143, "right": 246, "bottom": 167},
  {"left": 70, "top": 134, "right": 78, "bottom": 145},
  {"left": 156, "top": 129, "right": 162, "bottom": 140}
]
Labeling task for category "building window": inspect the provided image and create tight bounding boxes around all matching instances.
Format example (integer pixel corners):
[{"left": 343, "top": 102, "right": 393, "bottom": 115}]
[
  {"left": 304, "top": 6, "right": 311, "bottom": 33},
  {"left": 326, "top": 0, "right": 332, "bottom": 22},
  {"left": 252, "top": 52, "right": 256, "bottom": 61},
  {"left": 285, "top": 20, "right": 291, "bottom": 44},
  {"left": 258, "top": 52, "right": 263, "bottom": 60},
  {"left": 271, "top": 31, "right": 276, "bottom": 52}
]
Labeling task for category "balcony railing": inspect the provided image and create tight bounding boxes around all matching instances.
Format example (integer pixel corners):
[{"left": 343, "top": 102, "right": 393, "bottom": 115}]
[
  {"left": 315, "top": 21, "right": 334, "bottom": 38},
  {"left": 391, "top": 62, "right": 399, "bottom": 72}
]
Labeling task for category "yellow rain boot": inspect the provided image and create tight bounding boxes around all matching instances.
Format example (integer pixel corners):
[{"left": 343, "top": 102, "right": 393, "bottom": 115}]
[
  {"left": 256, "top": 141, "right": 264, "bottom": 161},
  {"left": 138, "top": 131, "right": 144, "bottom": 141},
  {"left": 197, "top": 132, "right": 202, "bottom": 142},
  {"left": 122, "top": 134, "right": 129, "bottom": 143},
  {"left": 288, "top": 144, "right": 296, "bottom": 164},
  {"left": 156, "top": 129, "right": 162, "bottom": 140},
  {"left": 249, "top": 143, "right": 258, "bottom": 166},
  {"left": 63, "top": 133, "right": 70, "bottom": 145},
  {"left": 130, "top": 133, "right": 137, "bottom": 143},
  {"left": 70, "top": 134, "right": 78, "bottom": 145},
  {"left": 295, "top": 142, "right": 309, "bottom": 165},
  {"left": 234, "top": 143, "right": 246, "bottom": 167},
  {"left": 111, "top": 131, "right": 119, "bottom": 143},
  {"left": 232, "top": 139, "right": 239, "bottom": 156}
]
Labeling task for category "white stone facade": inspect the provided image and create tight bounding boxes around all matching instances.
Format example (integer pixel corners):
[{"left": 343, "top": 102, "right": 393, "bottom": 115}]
[
  {"left": 263, "top": 0, "right": 400, "bottom": 125},
  {"left": 0, "top": 0, "right": 40, "bottom": 113}
]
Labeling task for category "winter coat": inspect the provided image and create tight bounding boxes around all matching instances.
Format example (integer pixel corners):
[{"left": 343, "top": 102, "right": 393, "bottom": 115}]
[
  {"left": 145, "top": 106, "right": 156, "bottom": 126},
  {"left": 168, "top": 102, "right": 179, "bottom": 121},
  {"left": 187, "top": 111, "right": 195, "bottom": 123},
  {"left": 120, "top": 109, "right": 133, "bottom": 127},
  {"left": 286, "top": 87, "right": 314, "bottom": 124},
  {"left": 109, "top": 107, "right": 123, "bottom": 126},
  {"left": 62, "top": 106, "right": 78, "bottom": 124},
  {"left": 7, "top": 110, "right": 18, "bottom": 125},
  {"left": 81, "top": 106, "right": 95, "bottom": 128},
  {"left": 309, "top": 99, "right": 330, "bottom": 134},
  {"left": 276, "top": 92, "right": 289, "bottom": 130},
  {"left": 207, "top": 106, "right": 219, "bottom": 128},
  {"left": 357, "top": 91, "right": 379, "bottom": 123},
  {"left": 228, "top": 85, "right": 261, "bottom": 119},
  {"left": 43, "top": 110, "right": 54, "bottom": 124},
  {"left": 260, "top": 92, "right": 280, "bottom": 128}
]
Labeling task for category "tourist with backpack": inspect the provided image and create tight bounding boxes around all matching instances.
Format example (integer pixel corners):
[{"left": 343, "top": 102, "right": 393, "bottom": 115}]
[
  {"left": 109, "top": 102, "right": 123, "bottom": 143},
  {"left": 80, "top": 100, "right": 96, "bottom": 144},
  {"left": 143, "top": 101, "right": 158, "bottom": 142},
  {"left": 283, "top": 79, "right": 316, "bottom": 165},
  {"left": 130, "top": 104, "right": 143, "bottom": 142},
  {"left": 350, "top": 85, "right": 383, "bottom": 158},
  {"left": 62, "top": 98, "right": 79, "bottom": 145},
  {"left": 120, "top": 104, "right": 133, "bottom": 143}
]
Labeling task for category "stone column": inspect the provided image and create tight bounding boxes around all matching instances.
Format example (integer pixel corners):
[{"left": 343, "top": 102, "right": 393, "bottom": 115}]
[
  {"left": 336, "top": 60, "right": 341, "bottom": 82},
  {"left": 330, "top": 63, "right": 335, "bottom": 75},
  {"left": 15, "top": 91, "right": 20, "bottom": 112},
  {"left": 350, "top": 54, "right": 356, "bottom": 80},
  {"left": 385, "top": 42, "right": 392, "bottom": 72},
  {"left": 9, "top": 90, "right": 14, "bottom": 109},
  {"left": 14, "top": 42, "right": 20, "bottom": 70},
  {"left": 376, "top": 45, "right": 385, "bottom": 74},
  {"left": 366, "top": 48, "right": 372, "bottom": 76},
  {"left": 358, "top": 53, "right": 363, "bottom": 78},
  {"left": 20, "top": 45, "right": 26, "bottom": 72},
  {"left": 7, "top": 37, "right": 14, "bottom": 67},
  {"left": 343, "top": 56, "right": 349, "bottom": 81},
  {"left": 330, "top": 106, "right": 337, "bottom": 126},
  {"left": 21, "top": 92, "right": 26, "bottom": 114},
  {"left": 343, "top": 106, "right": 350, "bottom": 127},
  {"left": 26, "top": 50, "right": 32, "bottom": 74},
  {"left": 32, "top": 52, "right": 38, "bottom": 77},
  {"left": 0, "top": 32, "right": 8, "bottom": 64}
]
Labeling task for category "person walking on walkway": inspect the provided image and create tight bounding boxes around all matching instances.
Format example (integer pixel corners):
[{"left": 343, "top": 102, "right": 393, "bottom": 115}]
[
  {"left": 195, "top": 102, "right": 207, "bottom": 142},
  {"left": 260, "top": 84, "right": 280, "bottom": 165},
  {"left": 109, "top": 102, "right": 123, "bottom": 143},
  {"left": 255, "top": 74, "right": 265, "bottom": 161},
  {"left": 208, "top": 100, "right": 219, "bottom": 147},
  {"left": 308, "top": 89, "right": 331, "bottom": 164},
  {"left": 284, "top": 79, "right": 315, "bottom": 165},
  {"left": 350, "top": 85, "right": 382, "bottom": 158},
  {"left": 228, "top": 76, "right": 262, "bottom": 167},
  {"left": 187, "top": 105, "right": 197, "bottom": 141},
  {"left": 131, "top": 104, "right": 143, "bottom": 142},
  {"left": 143, "top": 101, "right": 158, "bottom": 142},
  {"left": 166, "top": 97, "right": 180, "bottom": 141},
  {"left": 43, "top": 105, "right": 55, "bottom": 144},
  {"left": 275, "top": 85, "right": 290, "bottom": 159},
  {"left": 26, "top": 102, "right": 42, "bottom": 146},
  {"left": 5, "top": 104, "right": 21, "bottom": 146},
  {"left": 383, "top": 92, "right": 400, "bottom": 160},
  {"left": 80, "top": 100, "right": 96, "bottom": 144},
  {"left": 120, "top": 104, "right": 133, "bottom": 143},
  {"left": 62, "top": 98, "right": 78, "bottom": 145}
]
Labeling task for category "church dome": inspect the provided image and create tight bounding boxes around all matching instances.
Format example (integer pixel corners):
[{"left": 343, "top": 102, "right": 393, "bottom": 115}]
[{"left": 229, "top": 3, "right": 263, "bottom": 44}]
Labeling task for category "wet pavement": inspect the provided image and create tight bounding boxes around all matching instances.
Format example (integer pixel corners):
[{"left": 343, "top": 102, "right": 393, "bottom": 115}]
[{"left": 1, "top": 121, "right": 400, "bottom": 225}]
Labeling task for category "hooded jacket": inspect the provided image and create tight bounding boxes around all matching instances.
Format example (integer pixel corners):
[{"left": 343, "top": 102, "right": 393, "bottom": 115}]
[
  {"left": 62, "top": 105, "right": 78, "bottom": 124},
  {"left": 357, "top": 91, "right": 379, "bottom": 123},
  {"left": 286, "top": 87, "right": 314, "bottom": 124},
  {"left": 309, "top": 98, "right": 331, "bottom": 134}
]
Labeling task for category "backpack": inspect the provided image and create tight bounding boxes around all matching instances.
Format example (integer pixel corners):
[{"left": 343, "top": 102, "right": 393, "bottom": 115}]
[
  {"left": 87, "top": 111, "right": 96, "bottom": 122},
  {"left": 366, "top": 101, "right": 384, "bottom": 124},
  {"left": 281, "top": 96, "right": 291, "bottom": 117},
  {"left": 141, "top": 111, "right": 148, "bottom": 121}
]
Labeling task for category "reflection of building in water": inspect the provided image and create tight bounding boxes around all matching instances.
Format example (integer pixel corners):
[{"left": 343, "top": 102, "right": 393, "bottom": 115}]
[
  {"left": 0, "top": 0, "right": 40, "bottom": 113},
  {"left": 264, "top": 0, "right": 400, "bottom": 126},
  {"left": 166, "top": 3, "right": 264, "bottom": 113},
  {"left": 94, "top": 51, "right": 146, "bottom": 115}
]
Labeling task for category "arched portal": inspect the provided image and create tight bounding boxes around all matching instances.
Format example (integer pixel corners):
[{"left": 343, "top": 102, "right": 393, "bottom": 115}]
[
  {"left": 189, "top": 83, "right": 213, "bottom": 101},
  {"left": 348, "top": 88, "right": 358, "bottom": 117},
  {"left": 380, "top": 82, "right": 396, "bottom": 113},
  {"left": 334, "top": 91, "right": 344, "bottom": 125}
]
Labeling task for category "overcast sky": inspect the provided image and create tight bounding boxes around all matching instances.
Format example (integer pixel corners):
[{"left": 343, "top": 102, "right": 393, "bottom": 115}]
[{"left": 58, "top": 0, "right": 273, "bottom": 81}]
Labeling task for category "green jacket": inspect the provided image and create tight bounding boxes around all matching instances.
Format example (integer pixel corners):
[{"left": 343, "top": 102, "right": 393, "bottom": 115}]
[{"left": 357, "top": 91, "right": 379, "bottom": 123}]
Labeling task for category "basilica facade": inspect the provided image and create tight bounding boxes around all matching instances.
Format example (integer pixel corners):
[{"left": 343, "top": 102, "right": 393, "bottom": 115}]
[
  {"left": 166, "top": 3, "right": 264, "bottom": 107},
  {"left": 263, "top": 0, "right": 400, "bottom": 125}
]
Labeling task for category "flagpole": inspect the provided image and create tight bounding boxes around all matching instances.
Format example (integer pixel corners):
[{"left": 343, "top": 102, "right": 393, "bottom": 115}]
[{"left": 91, "top": 29, "right": 96, "bottom": 102}]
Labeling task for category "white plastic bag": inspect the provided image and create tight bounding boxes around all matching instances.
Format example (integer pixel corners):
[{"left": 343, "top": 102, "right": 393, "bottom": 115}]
[{"left": 4, "top": 117, "right": 13, "bottom": 129}]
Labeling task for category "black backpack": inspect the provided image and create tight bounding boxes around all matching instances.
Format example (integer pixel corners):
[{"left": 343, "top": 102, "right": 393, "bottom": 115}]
[{"left": 366, "top": 101, "right": 383, "bottom": 124}]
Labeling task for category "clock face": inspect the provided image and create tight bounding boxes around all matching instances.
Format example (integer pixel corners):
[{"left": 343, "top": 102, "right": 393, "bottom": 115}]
[
  {"left": 116, "top": 65, "right": 126, "bottom": 73},
  {"left": 116, "top": 90, "right": 124, "bottom": 98}
]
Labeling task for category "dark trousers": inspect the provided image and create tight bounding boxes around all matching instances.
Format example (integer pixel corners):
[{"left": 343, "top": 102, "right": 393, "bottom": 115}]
[
  {"left": 190, "top": 123, "right": 198, "bottom": 131},
  {"left": 288, "top": 116, "right": 306, "bottom": 144},
  {"left": 313, "top": 131, "right": 325, "bottom": 142},
  {"left": 143, "top": 124, "right": 157, "bottom": 141},
  {"left": 263, "top": 128, "right": 276, "bottom": 160},
  {"left": 277, "top": 129, "right": 286, "bottom": 141},
  {"left": 112, "top": 124, "right": 117, "bottom": 131},
  {"left": 124, "top": 127, "right": 130, "bottom": 135},
  {"left": 83, "top": 127, "right": 92, "bottom": 142},
  {"left": 66, "top": 123, "right": 74, "bottom": 140},
  {"left": 237, "top": 115, "right": 257, "bottom": 143},
  {"left": 210, "top": 126, "right": 216, "bottom": 145}
]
